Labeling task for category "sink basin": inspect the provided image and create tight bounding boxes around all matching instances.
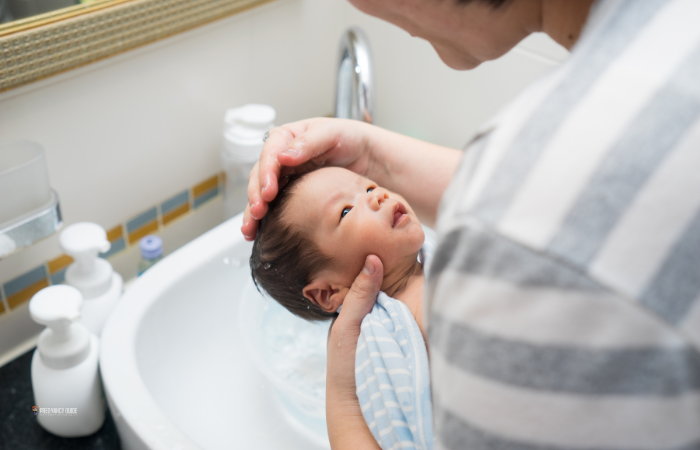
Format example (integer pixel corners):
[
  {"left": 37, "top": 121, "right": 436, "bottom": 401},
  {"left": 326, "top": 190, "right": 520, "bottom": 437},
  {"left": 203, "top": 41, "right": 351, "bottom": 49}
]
[{"left": 100, "top": 213, "right": 330, "bottom": 450}]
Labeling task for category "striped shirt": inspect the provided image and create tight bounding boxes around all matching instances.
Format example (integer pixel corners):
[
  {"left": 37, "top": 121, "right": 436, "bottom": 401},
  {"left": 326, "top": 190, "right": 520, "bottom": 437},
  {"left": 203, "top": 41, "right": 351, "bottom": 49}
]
[{"left": 426, "top": 0, "right": 700, "bottom": 448}]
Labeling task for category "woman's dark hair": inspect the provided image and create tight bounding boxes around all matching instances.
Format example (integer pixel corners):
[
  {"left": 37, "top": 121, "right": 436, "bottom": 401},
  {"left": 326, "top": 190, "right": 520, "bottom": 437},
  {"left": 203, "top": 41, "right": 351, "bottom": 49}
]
[{"left": 249, "top": 173, "right": 336, "bottom": 321}]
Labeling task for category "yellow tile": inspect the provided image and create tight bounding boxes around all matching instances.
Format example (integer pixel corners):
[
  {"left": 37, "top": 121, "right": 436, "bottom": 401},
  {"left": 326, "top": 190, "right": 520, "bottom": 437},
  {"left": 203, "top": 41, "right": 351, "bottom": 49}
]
[
  {"left": 162, "top": 203, "right": 190, "bottom": 226},
  {"left": 47, "top": 254, "right": 74, "bottom": 274},
  {"left": 193, "top": 175, "right": 218, "bottom": 198},
  {"left": 8, "top": 278, "right": 49, "bottom": 310},
  {"left": 106, "top": 225, "right": 124, "bottom": 242},
  {"left": 0, "top": 301, "right": 5, "bottom": 315},
  {"left": 127, "top": 220, "right": 159, "bottom": 245}
]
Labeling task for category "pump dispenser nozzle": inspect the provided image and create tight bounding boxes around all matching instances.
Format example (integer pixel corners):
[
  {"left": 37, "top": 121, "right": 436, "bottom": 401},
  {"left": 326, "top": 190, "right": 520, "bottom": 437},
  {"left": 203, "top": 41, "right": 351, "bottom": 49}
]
[
  {"left": 30, "top": 285, "right": 81, "bottom": 340},
  {"left": 30, "top": 285, "right": 91, "bottom": 369},
  {"left": 60, "top": 222, "right": 113, "bottom": 299}
]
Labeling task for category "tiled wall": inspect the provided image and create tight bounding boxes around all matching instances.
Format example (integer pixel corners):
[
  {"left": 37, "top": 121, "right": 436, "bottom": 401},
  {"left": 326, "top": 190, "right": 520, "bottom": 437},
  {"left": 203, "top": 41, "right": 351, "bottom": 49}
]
[{"left": 0, "top": 173, "right": 223, "bottom": 316}]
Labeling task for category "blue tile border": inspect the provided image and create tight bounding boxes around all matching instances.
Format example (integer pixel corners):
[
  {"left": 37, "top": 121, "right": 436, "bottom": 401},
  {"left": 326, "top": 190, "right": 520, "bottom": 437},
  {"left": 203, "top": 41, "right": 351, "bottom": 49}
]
[
  {"left": 100, "top": 237, "right": 126, "bottom": 259},
  {"left": 193, "top": 186, "right": 219, "bottom": 209},
  {"left": 0, "top": 171, "right": 224, "bottom": 316},
  {"left": 126, "top": 207, "right": 158, "bottom": 234},
  {"left": 50, "top": 268, "right": 67, "bottom": 286},
  {"left": 161, "top": 190, "right": 190, "bottom": 215},
  {"left": 4, "top": 265, "right": 48, "bottom": 297}
]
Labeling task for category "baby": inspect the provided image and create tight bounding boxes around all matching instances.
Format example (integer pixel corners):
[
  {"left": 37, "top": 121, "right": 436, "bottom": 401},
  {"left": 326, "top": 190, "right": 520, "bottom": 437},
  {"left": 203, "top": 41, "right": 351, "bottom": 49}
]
[{"left": 250, "top": 166, "right": 433, "bottom": 449}]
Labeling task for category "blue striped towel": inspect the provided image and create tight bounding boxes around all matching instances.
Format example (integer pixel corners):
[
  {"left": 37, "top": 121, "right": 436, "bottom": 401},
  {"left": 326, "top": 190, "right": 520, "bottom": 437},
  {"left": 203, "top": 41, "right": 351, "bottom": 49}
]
[{"left": 355, "top": 292, "right": 433, "bottom": 450}]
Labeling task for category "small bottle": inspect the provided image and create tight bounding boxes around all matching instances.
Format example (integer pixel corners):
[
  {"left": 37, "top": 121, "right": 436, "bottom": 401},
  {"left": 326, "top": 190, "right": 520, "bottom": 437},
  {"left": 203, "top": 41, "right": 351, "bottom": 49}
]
[
  {"left": 30, "top": 285, "right": 106, "bottom": 437},
  {"left": 222, "top": 104, "right": 275, "bottom": 219},
  {"left": 60, "top": 222, "right": 123, "bottom": 337},
  {"left": 137, "top": 235, "right": 163, "bottom": 276}
]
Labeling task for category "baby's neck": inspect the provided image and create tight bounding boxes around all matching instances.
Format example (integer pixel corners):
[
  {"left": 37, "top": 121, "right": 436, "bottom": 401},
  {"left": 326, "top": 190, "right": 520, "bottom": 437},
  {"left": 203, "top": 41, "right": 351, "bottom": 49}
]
[{"left": 382, "top": 257, "right": 426, "bottom": 342}]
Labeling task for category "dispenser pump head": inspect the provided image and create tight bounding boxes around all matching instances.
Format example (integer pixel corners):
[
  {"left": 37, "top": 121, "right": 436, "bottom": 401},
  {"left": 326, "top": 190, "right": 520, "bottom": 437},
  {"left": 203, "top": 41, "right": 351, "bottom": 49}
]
[
  {"left": 60, "top": 222, "right": 114, "bottom": 299},
  {"left": 59, "top": 222, "right": 110, "bottom": 273},
  {"left": 29, "top": 285, "right": 82, "bottom": 340}
]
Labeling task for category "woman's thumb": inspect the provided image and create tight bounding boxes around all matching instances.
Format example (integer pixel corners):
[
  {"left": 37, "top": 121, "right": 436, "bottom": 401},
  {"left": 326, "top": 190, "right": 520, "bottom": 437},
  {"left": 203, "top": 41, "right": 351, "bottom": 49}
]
[{"left": 340, "top": 255, "right": 383, "bottom": 326}]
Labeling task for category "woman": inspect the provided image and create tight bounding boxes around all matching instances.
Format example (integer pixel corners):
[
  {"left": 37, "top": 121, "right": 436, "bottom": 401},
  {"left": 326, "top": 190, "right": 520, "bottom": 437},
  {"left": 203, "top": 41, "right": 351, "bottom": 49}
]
[{"left": 244, "top": 0, "right": 700, "bottom": 448}]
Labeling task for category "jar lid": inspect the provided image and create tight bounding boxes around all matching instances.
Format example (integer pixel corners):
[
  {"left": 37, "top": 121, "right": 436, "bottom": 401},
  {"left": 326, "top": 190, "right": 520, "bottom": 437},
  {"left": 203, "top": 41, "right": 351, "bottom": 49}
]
[
  {"left": 140, "top": 235, "right": 163, "bottom": 259},
  {"left": 224, "top": 104, "right": 276, "bottom": 131}
]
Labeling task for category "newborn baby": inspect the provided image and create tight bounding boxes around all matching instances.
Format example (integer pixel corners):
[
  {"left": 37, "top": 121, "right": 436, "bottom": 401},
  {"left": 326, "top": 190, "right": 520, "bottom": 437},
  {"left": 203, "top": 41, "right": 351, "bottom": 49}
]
[{"left": 250, "top": 167, "right": 433, "bottom": 450}]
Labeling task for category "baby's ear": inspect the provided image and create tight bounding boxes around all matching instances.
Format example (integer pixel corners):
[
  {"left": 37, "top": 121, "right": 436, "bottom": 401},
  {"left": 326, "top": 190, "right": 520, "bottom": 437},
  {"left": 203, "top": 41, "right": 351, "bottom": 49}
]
[{"left": 303, "top": 279, "right": 349, "bottom": 313}]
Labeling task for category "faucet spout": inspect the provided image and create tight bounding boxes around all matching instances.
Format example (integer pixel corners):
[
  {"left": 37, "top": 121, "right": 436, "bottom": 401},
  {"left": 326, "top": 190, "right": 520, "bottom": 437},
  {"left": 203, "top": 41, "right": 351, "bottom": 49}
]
[{"left": 335, "top": 27, "right": 375, "bottom": 123}]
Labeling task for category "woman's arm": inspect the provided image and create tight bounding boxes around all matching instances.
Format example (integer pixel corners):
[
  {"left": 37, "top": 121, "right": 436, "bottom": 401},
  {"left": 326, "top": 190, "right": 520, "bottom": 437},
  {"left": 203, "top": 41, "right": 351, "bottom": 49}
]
[
  {"left": 242, "top": 118, "right": 461, "bottom": 240},
  {"left": 326, "top": 256, "right": 384, "bottom": 450},
  {"left": 362, "top": 125, "right": 461, "bottom": 228}
]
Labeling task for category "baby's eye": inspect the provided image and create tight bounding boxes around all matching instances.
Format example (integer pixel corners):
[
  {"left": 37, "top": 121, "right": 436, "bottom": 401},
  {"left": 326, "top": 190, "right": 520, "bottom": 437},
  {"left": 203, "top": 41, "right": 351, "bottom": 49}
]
[
  {"left": 341, "top": 207, "right": 352, "bottom": 219},
  {"left": 367, "top": 187, "right": 375, "bottom": 193}
]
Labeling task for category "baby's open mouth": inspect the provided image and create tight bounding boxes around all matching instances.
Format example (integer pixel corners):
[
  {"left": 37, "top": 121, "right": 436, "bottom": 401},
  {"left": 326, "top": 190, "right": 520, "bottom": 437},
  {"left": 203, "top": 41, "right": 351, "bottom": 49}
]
[{"left": 392, "top": 202, "right": 407, "bottom": 228}]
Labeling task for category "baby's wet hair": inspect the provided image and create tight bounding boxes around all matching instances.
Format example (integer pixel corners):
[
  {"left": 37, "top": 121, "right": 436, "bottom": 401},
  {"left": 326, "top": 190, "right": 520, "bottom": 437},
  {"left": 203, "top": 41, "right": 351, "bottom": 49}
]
[{"left": 250, "top": 173, "right": 336, "bottom": 321}]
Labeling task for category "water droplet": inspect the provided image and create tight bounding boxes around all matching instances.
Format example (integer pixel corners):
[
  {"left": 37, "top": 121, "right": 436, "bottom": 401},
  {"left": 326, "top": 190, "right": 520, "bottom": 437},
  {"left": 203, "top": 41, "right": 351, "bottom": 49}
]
[
  {"left": 263, "top": 263, "right": 271, "bottom": 269},
  {"left": 307, "top": 305, "right": 310, "bottom": 309},
  {"left": 223, "top": 257, "right": 230, "bottom": 265}
]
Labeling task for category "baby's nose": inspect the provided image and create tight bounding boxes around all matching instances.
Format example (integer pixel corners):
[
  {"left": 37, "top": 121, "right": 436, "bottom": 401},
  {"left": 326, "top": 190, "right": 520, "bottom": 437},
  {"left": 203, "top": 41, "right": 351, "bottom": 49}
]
[{"left": 370, "top": 190, "right": 389, "bottom": 209}]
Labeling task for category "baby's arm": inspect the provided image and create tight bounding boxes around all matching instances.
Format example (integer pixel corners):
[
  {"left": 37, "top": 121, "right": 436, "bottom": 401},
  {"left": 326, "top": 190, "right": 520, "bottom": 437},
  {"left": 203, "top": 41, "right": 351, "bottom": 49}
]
[{"left": 326, "top": 257, "right": 382, "bottom": 450}]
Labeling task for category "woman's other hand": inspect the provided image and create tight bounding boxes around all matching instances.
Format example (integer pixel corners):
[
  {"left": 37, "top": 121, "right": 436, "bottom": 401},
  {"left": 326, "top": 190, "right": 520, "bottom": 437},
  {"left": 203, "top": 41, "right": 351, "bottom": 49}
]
[
  {"left": 242, "top": 117, "right": 376, "bottom": 241},
  {"left": 326, "top": 255, "right": 383, "bottom": 450}
]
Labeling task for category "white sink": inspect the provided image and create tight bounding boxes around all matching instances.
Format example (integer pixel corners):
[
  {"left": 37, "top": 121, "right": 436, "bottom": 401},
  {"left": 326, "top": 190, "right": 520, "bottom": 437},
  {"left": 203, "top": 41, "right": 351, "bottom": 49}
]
[{"left": 100, "top": 213, "right": 330, "bottom": 450}]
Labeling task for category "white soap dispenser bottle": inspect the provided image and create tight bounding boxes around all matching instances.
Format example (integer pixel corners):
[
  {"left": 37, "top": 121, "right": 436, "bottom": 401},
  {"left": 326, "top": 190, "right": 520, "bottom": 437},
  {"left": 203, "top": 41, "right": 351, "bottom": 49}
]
[
  {"left": 30, "top": 285, "right": 106, "bottom": 437},
  {"left": 222, "top": 104, "right": 276, "bottom": 219},
  {"left": 60, "top": 222, "right": 123, "bottom": 336}
]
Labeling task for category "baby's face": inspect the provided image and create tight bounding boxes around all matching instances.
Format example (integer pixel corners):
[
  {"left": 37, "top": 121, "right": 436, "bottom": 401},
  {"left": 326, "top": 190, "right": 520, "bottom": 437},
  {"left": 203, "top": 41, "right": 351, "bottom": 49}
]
[{"left": 286, "top": 167, "right": 425, "bottom": 289}]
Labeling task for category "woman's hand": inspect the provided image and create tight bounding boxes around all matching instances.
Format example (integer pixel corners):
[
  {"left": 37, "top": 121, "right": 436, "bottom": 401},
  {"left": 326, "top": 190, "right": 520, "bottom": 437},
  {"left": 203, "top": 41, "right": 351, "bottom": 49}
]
[
  {"left": 326, "top": 255, "right": 383, "bottom": 450},
  {"left": 241, "top": 116, "right": 462, "bottom": 241},
  {"left": 242, "top": 117, "right": 377, "bottom": 240}
]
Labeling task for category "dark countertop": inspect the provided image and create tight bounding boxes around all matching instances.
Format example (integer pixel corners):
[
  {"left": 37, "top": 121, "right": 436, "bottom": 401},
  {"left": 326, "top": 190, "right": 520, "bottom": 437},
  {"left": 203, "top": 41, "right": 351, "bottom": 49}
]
[{"left": 0, "top": 348, "right": 121, "bottom": 450}]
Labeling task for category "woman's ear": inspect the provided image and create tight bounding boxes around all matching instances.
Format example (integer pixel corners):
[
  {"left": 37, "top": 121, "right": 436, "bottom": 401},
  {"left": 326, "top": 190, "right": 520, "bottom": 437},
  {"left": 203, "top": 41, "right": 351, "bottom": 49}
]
[{"left": 303, "top": 278, "right": 350, "bottom": 313}]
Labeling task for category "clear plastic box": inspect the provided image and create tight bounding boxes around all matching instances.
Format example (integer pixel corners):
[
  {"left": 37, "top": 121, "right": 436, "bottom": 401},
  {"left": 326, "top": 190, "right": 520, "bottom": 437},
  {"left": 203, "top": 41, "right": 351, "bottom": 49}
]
[{"left": 0, "top": 140, "right": 51, "bottom": 226}]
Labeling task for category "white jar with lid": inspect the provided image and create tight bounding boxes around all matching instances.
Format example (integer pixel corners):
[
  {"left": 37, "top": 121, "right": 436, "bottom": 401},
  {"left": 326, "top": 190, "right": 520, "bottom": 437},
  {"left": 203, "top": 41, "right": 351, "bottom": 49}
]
[{"left": 222, "top": 104, "right": 275, "bottom": 219}]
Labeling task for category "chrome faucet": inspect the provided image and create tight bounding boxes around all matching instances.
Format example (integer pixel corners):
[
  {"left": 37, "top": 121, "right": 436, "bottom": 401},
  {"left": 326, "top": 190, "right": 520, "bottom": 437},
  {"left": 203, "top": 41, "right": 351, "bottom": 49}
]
[{"left": 335, "top": 27, "right": 375, "bottom": 123}]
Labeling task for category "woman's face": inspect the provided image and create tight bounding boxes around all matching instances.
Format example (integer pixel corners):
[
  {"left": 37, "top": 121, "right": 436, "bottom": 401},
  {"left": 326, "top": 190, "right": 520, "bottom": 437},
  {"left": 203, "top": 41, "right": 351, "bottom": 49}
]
[
  {"left": 285, "top": 167, "right": 425, "bottom": 290},
  {"left": 347, "top": 0, "right": 539, "bottom": 70}
]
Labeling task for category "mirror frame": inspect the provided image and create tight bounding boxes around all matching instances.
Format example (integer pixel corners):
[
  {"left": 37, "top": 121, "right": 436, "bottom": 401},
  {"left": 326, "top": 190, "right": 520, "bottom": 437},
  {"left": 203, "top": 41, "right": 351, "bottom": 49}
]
[{"left": 0, "top": 0, "right": 272, "bottom": 93}]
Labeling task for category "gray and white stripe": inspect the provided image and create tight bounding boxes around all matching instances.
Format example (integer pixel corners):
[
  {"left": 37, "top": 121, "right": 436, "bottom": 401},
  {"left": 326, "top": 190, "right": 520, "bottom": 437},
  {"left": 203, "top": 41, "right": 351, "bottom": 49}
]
[{"left": 428, "top": 0, "right": 700, "bottom": 447}]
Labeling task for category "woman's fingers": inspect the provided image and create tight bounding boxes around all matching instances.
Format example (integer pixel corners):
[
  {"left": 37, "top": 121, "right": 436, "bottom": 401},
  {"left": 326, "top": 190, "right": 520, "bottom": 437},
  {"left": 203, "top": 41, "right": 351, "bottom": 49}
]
[
  {"left": 241, "top": 202, "right": 256, "bottom": 241},
  {"left": 241, "top": 162, "right": 266, "bottom": 240},
  {"left": 257, "top": 127, "right": 289, "bottom": 203},
  {"left": 326, "top": 255, "right": 383, "bottom": 410},
  {"left": 337, "top": 255, "right": 383, "bottom": 329},
  {"left": 244, "top": 118, "right": 374, "bottom": 241},
  {"left": 246, "top": 162, "right": 263, "bottom": 219}
]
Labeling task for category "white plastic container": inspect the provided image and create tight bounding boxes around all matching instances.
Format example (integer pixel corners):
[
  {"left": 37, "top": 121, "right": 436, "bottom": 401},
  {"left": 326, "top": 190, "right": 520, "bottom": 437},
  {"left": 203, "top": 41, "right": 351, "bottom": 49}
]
[
  {"left": 222, "top": 104, "right": 275, "bottom": 219},
  {"left": 60, "top": 222, "right": 123, "bottom": 336},
  {"left": 0, "top": 140, "right": 51, "bottom": 225},
  {"left": 29, "top": 285, "right": 106, "bottom": 437}
]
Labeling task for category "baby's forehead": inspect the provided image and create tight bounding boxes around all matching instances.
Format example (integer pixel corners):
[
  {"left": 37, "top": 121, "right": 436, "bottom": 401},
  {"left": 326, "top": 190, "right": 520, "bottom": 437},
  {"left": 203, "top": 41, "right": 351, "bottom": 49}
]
[{"left": 300, "top": 167, "right": 369, "bottom": 190}]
